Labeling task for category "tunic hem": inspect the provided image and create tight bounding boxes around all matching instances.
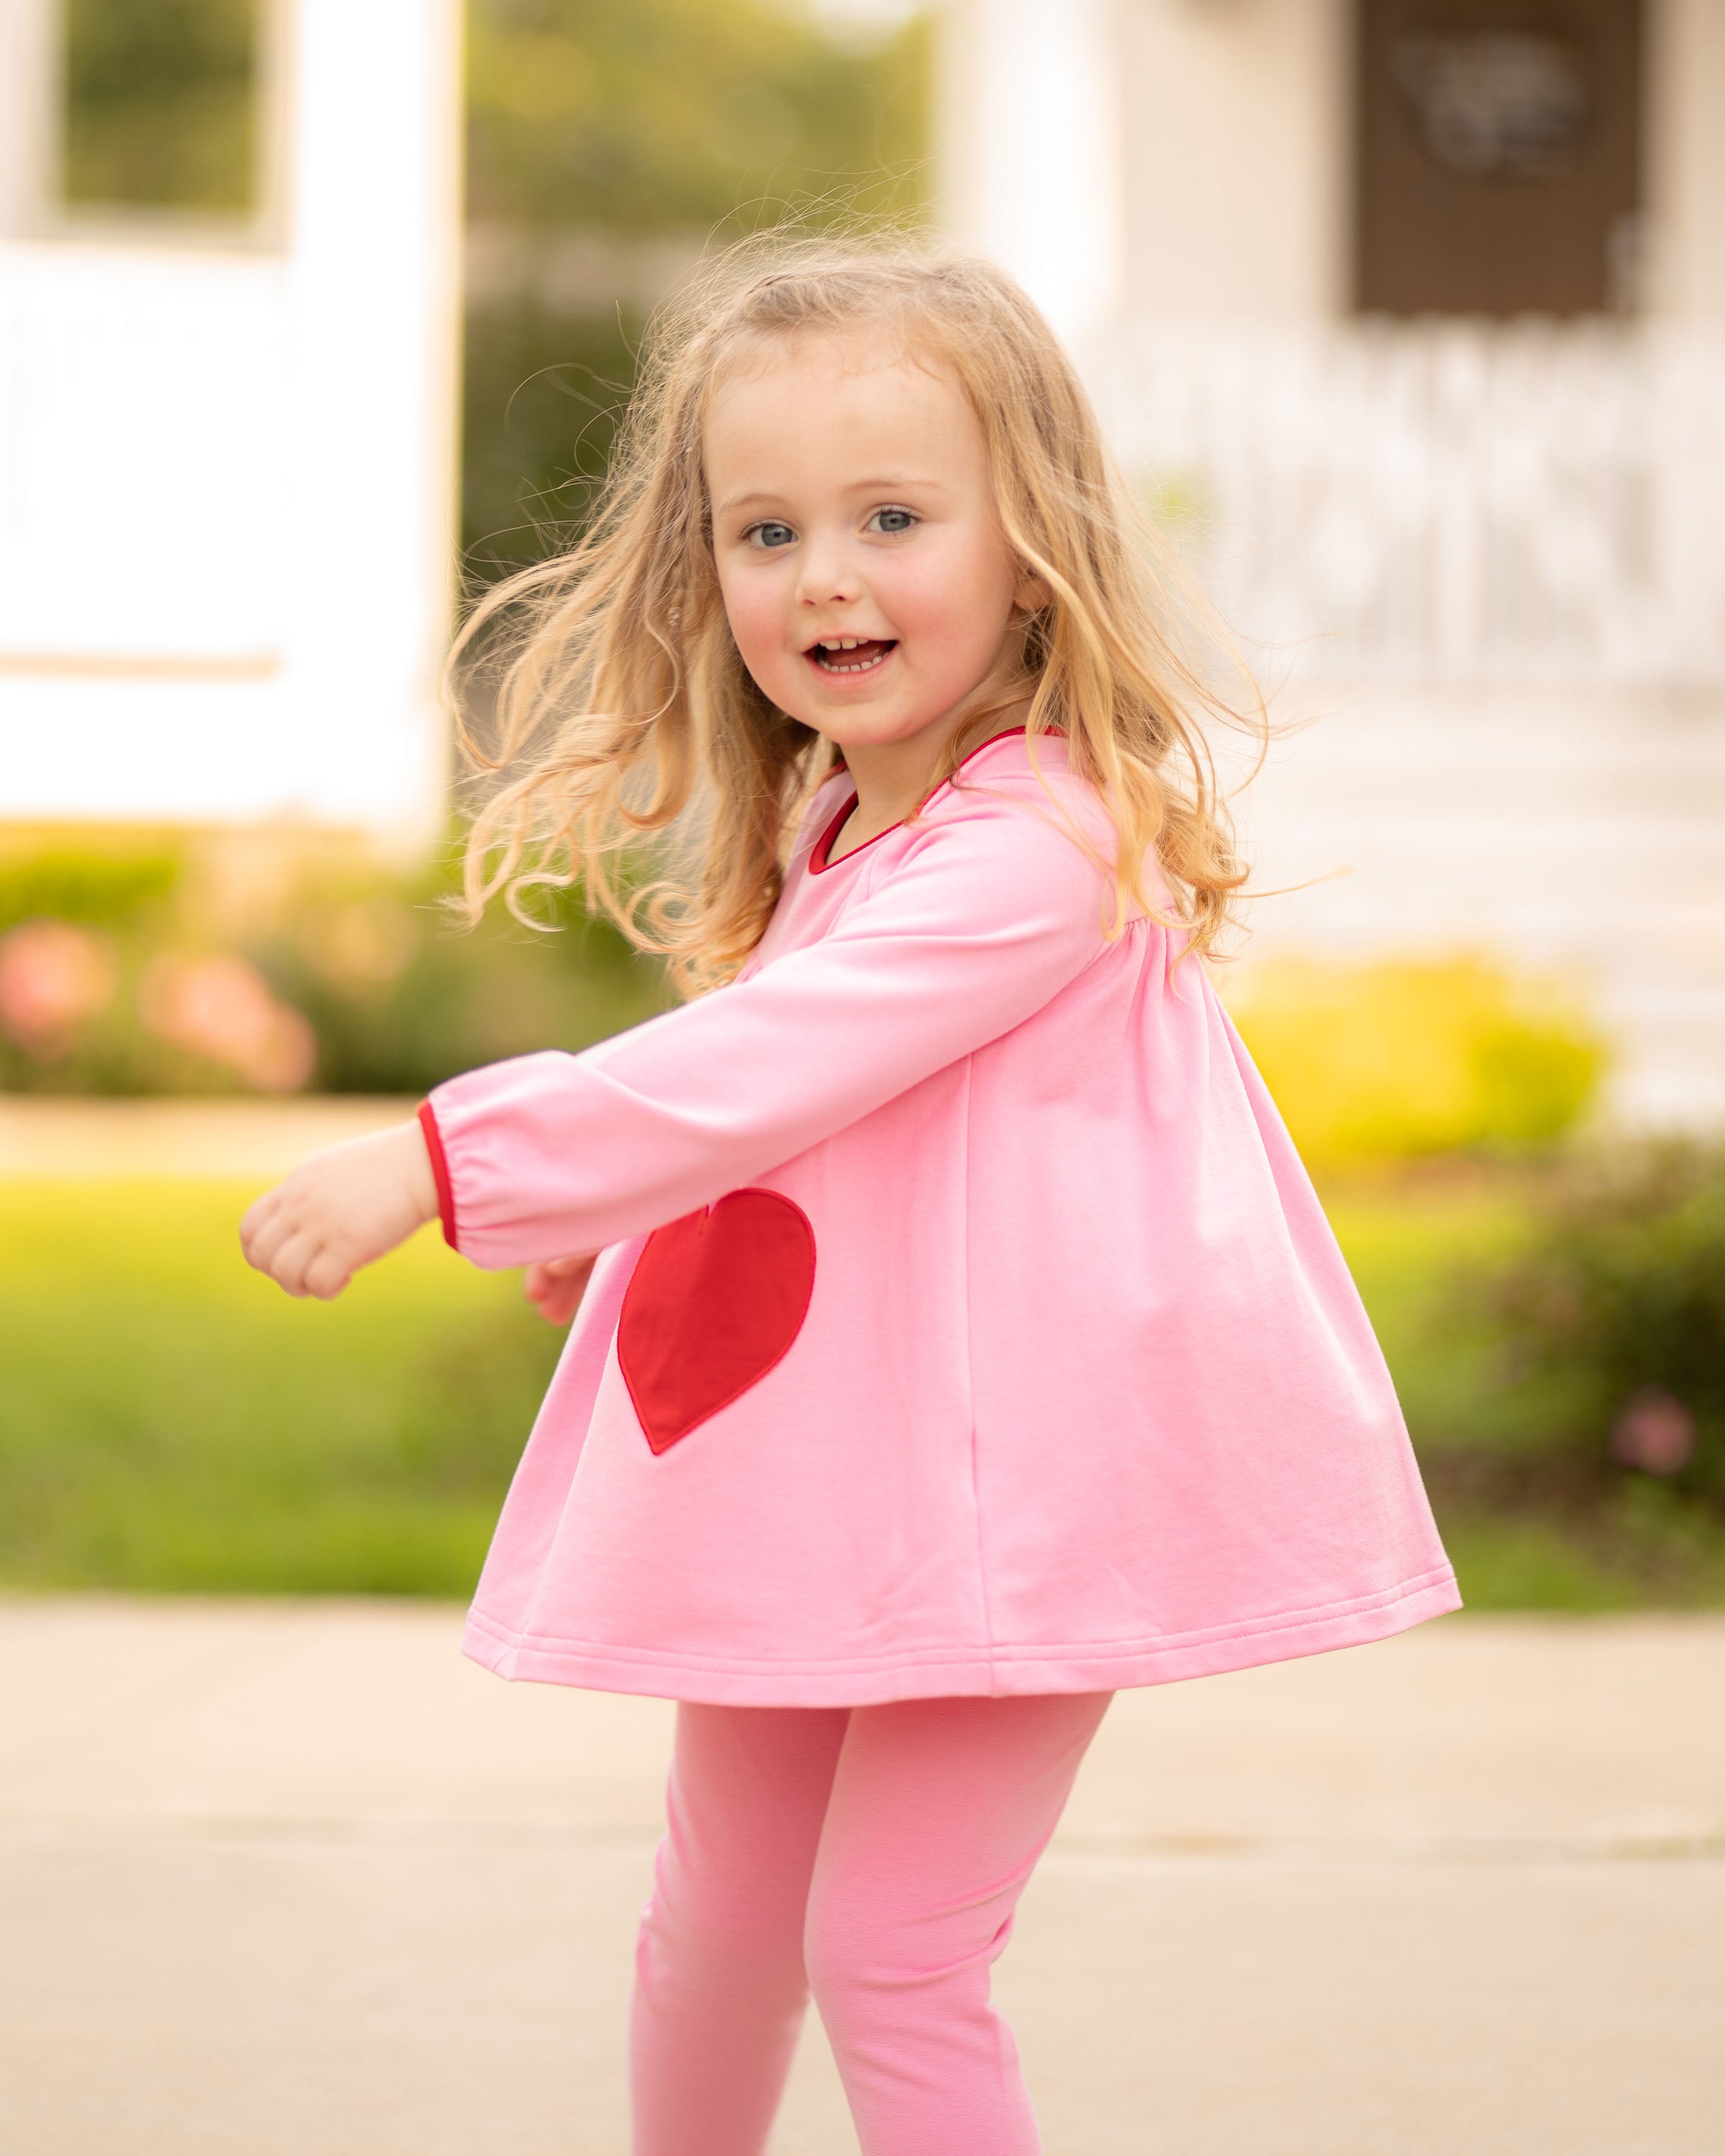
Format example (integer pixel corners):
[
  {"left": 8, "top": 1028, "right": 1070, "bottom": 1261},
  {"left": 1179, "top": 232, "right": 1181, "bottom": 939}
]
[{"left": 461, "top": 1564, "right": 1463, "bottom": 1707}]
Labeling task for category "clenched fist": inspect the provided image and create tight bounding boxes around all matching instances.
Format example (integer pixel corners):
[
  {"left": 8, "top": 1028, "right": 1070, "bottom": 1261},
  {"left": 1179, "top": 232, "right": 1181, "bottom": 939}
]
[{"left": 240, "top": 1121, "right": 440, "bottom": 1299}]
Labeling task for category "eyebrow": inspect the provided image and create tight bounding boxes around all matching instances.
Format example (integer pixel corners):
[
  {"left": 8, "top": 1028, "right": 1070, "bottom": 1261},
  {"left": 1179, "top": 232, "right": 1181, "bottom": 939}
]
[
  {"left": 713, "top": 491, "right": 783, "bottom": 518},
  {"left": 713, "top": 476, "right": 949, "bottom": 519},
  {"left": 847, "top": 475, "right": 947, "bottom": 495}
]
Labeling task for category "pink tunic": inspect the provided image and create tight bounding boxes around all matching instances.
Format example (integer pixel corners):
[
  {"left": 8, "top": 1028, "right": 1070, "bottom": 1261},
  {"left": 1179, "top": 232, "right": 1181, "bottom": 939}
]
[{"left": 426, "top": 730, "right": 1460, "bottom": 1706}]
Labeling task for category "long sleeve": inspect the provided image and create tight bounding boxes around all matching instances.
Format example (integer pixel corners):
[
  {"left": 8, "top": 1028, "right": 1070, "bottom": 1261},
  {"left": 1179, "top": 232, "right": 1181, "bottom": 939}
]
[{"left": 425, "top": 783, "right": 1115, "bottom": 1268}]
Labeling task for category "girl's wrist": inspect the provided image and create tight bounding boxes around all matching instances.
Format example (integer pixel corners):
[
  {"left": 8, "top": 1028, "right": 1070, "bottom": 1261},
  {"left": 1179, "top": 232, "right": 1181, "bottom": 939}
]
[
  {"left": 413, "top": 1101, "right": 456, "bottom": 1245},
  {"left": 390, "top": 1116, "right": 441, "bottom": 1229}
]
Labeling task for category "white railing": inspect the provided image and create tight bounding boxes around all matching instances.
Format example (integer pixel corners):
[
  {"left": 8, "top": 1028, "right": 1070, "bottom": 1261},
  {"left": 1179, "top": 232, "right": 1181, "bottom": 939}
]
[{"left": 1087, "top": 323, "right": 1725, "bottom": 687}]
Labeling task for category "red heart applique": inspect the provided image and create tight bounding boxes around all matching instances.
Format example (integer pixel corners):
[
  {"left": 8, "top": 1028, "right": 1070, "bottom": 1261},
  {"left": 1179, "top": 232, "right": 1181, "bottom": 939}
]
[{"left": 617, "top": 1189, "right": 816, "bottom": 1454}]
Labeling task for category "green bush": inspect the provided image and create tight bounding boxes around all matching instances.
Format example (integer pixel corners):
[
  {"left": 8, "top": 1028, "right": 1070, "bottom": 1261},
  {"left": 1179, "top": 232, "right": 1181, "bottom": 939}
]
[
  {"left": 1227, "top": 955, "right": 1605, "bottom": 1170},
  {"left": 1481, "top": 1144, "right": 1725, "bottom": 1505},
  {"left": 459, "top": 0, "right": 930, "bottom": 582},
  {"left": 0, "top": 833, "right": 668, "bottom": 1096},
  {"left": 0, "top": 844, "right": 182, "bottom": 933},
  {"left": 466, "top": 0, "right": 929, "bottom": 236},
  {"left": 248, "top": 862, "right": 669, "bottom": 1094},
  {"left": 462, "top": 303, "right": 644, "bottom": 582}
]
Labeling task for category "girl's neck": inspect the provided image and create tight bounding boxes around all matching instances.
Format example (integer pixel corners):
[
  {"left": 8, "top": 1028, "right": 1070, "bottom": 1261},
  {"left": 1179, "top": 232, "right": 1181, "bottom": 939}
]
[{"left": 833, "top": 676, "right": 1032, "bottom": 856}]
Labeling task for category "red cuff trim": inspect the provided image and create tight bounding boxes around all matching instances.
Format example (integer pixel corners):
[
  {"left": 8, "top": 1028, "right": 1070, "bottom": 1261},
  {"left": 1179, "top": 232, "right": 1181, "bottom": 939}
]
[{"left": 417, "top": 1101, "right": 459, "bottom": 1251}]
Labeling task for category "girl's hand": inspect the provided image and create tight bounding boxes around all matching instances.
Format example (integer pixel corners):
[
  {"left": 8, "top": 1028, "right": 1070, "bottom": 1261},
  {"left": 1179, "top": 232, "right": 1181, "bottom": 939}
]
[
  {"left": 239, "top": 1121, "right": 440, "bottom": 1300},
  {"left": 523, "top": 1252, "right": 597, "bottom": 1326}
]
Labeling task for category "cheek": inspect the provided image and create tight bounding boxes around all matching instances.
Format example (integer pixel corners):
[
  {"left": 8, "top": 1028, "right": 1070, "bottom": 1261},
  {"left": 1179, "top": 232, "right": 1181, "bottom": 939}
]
[
  {"left": 716, "top": 568, "right": 789, "bottom": 679},
  {"left": 882, "top": 534, "right": 1019, "bottom": 657}
]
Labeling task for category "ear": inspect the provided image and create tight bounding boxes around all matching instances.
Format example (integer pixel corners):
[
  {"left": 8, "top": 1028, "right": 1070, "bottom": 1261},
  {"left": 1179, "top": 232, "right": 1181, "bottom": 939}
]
[{"left": 1012, "top": 562, "right": 1052, "bottom": 615}]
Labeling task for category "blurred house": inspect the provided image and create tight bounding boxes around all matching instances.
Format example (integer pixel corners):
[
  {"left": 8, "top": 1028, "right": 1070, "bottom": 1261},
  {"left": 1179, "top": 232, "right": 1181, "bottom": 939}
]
[
  {"left": 944, "top": 0, "right": 1725, "bottom": 1126},
  {"left": 0, "top": 0, "right": 461, "bottom": 840}
]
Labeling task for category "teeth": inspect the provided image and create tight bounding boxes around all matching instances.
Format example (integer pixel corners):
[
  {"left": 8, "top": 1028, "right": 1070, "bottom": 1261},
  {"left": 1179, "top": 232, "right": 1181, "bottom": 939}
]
[{"left": 814, "top": 645, "right": 889, "bottom": 674}]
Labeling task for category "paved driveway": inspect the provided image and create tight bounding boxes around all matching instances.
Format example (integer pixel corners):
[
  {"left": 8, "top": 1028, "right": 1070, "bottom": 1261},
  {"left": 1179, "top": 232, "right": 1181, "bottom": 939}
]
[{"left": 1, "top": 1599, "right": 1719, "bottom": 2154}]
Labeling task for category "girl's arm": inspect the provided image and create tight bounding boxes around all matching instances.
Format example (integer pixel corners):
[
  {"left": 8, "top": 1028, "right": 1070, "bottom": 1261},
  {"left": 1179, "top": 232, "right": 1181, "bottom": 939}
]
[
  {"left": 426, "top": 781, "right": 1115, "bottom": 1270},
  {"left": 241, "top": 780, "right": 1112, "bottom": 1300}
]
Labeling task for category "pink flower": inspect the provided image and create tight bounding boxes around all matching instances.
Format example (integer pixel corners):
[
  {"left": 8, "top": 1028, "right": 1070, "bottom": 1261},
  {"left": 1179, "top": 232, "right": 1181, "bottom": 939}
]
[
  {"left": 0, "top": 919, "right": 119, "bottom": 1057},
  {"left": 1609, "top": 1387, "right": 1696, "bottom": 1476},
  {"left": 139, "top": 953, "right": 316, "bottom": 1093}
]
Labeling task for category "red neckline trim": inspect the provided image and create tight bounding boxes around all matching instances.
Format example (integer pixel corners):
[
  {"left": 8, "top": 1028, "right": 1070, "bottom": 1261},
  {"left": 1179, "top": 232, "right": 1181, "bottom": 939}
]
[{"left": 806, "top": 725, "right": 1041, "bottom": 876}]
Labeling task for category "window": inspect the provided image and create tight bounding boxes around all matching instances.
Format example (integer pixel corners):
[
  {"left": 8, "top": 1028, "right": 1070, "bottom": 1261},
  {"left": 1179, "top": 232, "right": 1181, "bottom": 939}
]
[{"left": 61, "top": 0, "right": 262, "bottom": 218}]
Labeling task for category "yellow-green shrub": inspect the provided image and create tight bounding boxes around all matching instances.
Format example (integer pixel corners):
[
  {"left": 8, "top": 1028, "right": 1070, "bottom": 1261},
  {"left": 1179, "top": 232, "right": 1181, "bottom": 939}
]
[{"left": 1225, "top": 955, "right": 1604, "bottom": 1170}]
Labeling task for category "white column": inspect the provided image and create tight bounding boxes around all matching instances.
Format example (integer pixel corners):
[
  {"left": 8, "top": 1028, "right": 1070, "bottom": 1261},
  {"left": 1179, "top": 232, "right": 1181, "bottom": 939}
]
[
  {"left": 939, "top": 0, "right": 1122, "bottom": 353},
  {"left": 0, "top": 0, "right": 56, "bottom": 236},
  {"left": 277, "top": 0, "right": 464, "bottom": 838},
  {"left": 1646, "top": 0, "right": 1725, "bottom": 324},
  {"left": 1110, "top": 0, "right": 1348, "bottom": 326}
]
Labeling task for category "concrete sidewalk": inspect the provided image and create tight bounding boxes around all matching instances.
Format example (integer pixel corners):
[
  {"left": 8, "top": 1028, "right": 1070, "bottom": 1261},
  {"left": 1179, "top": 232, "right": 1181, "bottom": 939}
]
[{"left": 1, "top": 1600, "right": 1719, "bottom": 2154}]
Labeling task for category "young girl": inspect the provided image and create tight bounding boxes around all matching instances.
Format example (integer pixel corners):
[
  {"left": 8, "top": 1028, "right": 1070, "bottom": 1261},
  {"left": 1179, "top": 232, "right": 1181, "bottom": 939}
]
[{"left": 242, "top": 243, "right": 1459, "bottom": 2155}]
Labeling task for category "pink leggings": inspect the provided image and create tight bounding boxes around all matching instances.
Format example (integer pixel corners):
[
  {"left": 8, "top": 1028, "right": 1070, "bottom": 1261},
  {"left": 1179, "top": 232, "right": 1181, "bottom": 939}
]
[{"left": 630, "top": 1692, "right": 1111, "bottom": 2156}]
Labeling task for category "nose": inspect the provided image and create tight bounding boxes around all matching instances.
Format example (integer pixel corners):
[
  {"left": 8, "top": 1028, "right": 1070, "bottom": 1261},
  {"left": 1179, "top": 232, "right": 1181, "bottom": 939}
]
[{"left": 794, "top": 529, "right": 860, "bottom": 610}]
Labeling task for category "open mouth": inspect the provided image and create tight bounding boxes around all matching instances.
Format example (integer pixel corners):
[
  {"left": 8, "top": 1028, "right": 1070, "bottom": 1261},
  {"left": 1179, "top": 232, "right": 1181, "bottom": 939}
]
[{"left": 806, "top": 636, "right": 898, "bottom": 677}]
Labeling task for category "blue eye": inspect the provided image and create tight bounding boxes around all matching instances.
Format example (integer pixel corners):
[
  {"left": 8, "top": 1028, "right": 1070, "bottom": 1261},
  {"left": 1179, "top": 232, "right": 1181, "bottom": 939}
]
[
  {"left": 868, "top": 507, "right": 917, "bottom": 536},
  {"left": 746, "top": 520, "right": 796, "bottom": 549}
]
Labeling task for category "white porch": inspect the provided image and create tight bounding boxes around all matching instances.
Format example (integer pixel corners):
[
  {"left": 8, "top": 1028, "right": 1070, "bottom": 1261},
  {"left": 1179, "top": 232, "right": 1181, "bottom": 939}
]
[
  {"left": 0, "top": 0, "right": 463, "bottom": 840},
  {"left": 1085, "top": 322, "right": 1725, "bottom": 1131},
  {"left": 942, "top": 2, "right": 1725, "bottom": 1128}
]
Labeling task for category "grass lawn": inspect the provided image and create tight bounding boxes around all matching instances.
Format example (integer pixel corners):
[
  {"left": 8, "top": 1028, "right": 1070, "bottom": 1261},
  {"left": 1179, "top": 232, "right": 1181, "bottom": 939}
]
[
  {"left": 3, "top": 1173, "right": 1721, "bottom": 1607},
  {"left": 0, "top": 1179, "right": 561, "bottom": 1596}
]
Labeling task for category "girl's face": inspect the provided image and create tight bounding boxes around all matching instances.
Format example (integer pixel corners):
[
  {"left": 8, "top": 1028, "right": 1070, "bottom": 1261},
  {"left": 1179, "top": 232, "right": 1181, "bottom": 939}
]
[{"left": 704, "top": 333, "right": 1043, "bottom": 760}]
